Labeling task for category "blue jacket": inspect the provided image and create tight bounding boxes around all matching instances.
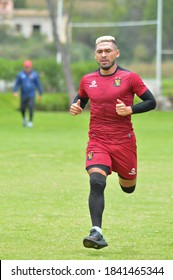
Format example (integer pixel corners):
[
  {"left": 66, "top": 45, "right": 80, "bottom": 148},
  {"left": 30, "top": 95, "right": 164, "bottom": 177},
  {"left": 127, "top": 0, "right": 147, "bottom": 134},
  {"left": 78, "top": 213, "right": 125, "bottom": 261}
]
[{"left": 13, "top": 70, "right": 43, "bottom": 98}]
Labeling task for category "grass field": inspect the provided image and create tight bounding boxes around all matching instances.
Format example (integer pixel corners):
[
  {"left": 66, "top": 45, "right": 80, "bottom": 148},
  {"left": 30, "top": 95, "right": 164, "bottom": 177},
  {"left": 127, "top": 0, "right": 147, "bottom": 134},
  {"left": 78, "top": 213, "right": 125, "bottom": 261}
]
[{"left": 0, "top": 98, "right": 173, "bottom": 260}]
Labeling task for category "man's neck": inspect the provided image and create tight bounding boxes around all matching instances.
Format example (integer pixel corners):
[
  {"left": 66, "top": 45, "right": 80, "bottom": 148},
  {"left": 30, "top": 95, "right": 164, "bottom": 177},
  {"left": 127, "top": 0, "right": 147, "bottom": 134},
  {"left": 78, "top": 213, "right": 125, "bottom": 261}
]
[{"left": 99, "top": 64, "right": 118, "bottom": 75}]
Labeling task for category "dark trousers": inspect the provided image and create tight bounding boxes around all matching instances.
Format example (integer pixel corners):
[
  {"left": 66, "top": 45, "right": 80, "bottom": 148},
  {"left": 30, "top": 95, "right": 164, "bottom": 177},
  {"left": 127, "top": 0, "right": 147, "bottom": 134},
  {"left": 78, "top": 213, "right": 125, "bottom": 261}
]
[{"left": 21, "top": 96, "right": 35, "bottom": 122}]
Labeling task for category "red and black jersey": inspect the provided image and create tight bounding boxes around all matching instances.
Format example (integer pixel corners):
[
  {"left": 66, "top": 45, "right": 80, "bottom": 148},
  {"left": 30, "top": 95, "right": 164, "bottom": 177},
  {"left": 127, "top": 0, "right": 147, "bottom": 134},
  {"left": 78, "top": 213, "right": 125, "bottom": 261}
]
[{"left": 78, "top": 66, "right": 148, "bottom": 144}]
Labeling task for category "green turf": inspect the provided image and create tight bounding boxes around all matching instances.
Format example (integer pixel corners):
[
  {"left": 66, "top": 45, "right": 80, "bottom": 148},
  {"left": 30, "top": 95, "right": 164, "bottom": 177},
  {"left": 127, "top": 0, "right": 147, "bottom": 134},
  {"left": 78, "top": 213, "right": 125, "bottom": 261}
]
[{"left": 0, "top": 101, "right": 173, "bottom": 260}]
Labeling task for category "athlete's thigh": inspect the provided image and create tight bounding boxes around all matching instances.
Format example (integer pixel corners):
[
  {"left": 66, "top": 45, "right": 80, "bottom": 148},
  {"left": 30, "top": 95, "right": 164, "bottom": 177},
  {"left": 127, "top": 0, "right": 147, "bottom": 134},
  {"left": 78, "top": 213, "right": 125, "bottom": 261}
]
[
  {"left": 111, "top": 140, "right": 137, "bottom": 180},
  {"left": 86, "top": 139, "right": 112, "bottom": 173}
]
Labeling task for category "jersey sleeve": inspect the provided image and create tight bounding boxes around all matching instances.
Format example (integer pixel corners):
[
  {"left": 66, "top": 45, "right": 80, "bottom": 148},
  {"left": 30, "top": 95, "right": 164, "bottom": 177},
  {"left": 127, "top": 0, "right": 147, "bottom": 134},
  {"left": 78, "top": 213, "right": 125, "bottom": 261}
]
[
  {"left": 78, "top": 76, "right": 89, "bottom": 98},
  {"left": 129, "top": 72, "right": 148, "bottom": 97}
]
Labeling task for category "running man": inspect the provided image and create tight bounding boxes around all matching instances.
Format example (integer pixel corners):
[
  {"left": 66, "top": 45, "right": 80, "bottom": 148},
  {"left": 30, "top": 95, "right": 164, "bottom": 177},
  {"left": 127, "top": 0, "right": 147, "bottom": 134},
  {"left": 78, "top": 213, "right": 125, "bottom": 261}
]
[{"left": 70, "top": 35, "right": 156, "bottom": 249}]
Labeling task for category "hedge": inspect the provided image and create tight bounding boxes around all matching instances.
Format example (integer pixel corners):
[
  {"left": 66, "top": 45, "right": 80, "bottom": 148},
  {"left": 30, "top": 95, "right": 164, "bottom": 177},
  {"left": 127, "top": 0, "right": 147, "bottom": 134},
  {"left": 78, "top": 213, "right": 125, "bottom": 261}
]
[
  {"left": 0, "top": 58, "right": 97, "bottom": 93},
  {"left": 0, "top": 92, "right": 69, "bottom": 112}
]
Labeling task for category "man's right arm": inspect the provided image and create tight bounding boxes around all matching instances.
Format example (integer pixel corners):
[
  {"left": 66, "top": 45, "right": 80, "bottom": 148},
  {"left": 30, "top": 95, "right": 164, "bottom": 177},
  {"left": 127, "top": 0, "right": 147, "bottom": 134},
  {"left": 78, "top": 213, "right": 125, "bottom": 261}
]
[
  {"left": 13, "top": 92, "right": 18, "bottom": 97},
  {"left": 70, "top": 94, "right": 89, "bottom": 116},
  {"left": 73, "top": 94, "right": 89, "bottom": 109},
  {"left": 13, "top": 74, "right": 21, "bottom": 96}
]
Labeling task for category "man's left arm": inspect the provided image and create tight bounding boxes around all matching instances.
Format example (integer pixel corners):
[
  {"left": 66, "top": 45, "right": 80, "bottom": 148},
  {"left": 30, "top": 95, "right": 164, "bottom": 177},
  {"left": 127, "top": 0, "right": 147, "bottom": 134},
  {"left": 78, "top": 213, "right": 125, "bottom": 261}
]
[
  {"left": 35, "top": 73, "right": 43, "bottom": 98},
  {"left": 116, "top": 89, "right": 156, "bottom": 116},
  {"left": 131, "top": 89, "right": 156, "bottom": 114}
]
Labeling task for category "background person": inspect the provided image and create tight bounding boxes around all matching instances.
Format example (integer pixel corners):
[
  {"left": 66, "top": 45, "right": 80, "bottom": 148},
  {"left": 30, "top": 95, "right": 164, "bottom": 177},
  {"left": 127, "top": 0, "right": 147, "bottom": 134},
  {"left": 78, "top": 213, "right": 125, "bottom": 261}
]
[
  {"left": 13, "top": 60, "right": 43, "bottom": 127},
  {"left": 70, "top": 35, "right": 156, "bottom": 250}
]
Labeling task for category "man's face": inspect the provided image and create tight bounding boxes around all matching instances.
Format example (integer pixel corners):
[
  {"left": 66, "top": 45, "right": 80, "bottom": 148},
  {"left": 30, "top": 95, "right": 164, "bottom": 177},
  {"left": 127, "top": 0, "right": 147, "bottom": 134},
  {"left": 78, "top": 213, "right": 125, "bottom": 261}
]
[
  {"left": 24, "top": 66, "right": 32, "bottom": 73},
  {"left": 95, "top": 41, "right": 120, "bottom": 70}
]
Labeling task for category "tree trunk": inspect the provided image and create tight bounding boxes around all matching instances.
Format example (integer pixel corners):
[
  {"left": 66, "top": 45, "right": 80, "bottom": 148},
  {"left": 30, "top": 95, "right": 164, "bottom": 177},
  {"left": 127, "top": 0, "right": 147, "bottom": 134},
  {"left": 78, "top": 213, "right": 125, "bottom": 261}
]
[{"left": 46, "top": 0, "right": 76, "bottom": 106}]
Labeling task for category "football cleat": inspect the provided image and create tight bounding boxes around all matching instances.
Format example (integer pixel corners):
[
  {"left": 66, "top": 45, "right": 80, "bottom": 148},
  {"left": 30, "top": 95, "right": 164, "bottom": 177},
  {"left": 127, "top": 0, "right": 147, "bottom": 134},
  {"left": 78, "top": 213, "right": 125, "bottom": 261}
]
[
  {"left": 83, "top": 229, "right": 108, "bottom": 249},
  {"left": 23, "top": 118, "right": 27, "bottom": 127},
  {"left": 27, "top": 122, "right": 33, "bottom": 128}
]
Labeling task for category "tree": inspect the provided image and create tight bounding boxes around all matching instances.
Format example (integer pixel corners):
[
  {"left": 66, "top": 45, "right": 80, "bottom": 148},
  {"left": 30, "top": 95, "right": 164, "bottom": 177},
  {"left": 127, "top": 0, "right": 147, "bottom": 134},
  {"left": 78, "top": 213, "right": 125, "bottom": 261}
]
[
  {"left": 13, "top": 0, "right": 26, "bottom": 8},
  {"left": 45, "top": 0, "right": 76, "bottom": 105}
]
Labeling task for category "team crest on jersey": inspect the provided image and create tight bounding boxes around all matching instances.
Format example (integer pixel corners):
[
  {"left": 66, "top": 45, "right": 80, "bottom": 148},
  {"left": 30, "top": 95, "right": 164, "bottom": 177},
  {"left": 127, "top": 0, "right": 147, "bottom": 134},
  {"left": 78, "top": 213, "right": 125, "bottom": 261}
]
[
  {"left": 114, "top": 77, "right": 122, "bottom": 87},
  {"left": 87, "top": 151, "right": 94, "bottom": 160}
]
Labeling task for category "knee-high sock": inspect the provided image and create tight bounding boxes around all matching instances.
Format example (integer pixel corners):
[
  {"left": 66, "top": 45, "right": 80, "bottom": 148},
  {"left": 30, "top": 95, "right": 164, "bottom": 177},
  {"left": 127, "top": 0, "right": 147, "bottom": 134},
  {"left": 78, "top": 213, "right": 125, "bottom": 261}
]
[{"left": 89, "top": 172, "right": 106, "bottom": 228}]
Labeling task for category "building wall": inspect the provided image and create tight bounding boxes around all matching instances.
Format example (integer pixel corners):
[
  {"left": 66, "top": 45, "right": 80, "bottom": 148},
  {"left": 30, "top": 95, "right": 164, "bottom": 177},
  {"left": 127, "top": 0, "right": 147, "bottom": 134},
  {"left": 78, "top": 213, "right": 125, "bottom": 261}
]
[
  {"left": 12, "top": 11, "right": 53, "bottom": 41},
  {"left": 0, "top": 1, "right": 66, "bottom": 42}
]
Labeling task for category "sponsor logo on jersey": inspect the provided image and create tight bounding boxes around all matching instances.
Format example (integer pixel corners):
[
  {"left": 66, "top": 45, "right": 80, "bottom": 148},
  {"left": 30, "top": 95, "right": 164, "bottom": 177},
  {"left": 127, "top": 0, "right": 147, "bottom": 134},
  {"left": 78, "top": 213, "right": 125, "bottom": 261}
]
[
  {"left": 114, "top": 77, "right": 122, "bottom": 87},
  {"left": 87, "top": 151, "right": 94, "bottom": 160},
  {"left": 89, "top": 80, "right": 97, "bottom": 87}
]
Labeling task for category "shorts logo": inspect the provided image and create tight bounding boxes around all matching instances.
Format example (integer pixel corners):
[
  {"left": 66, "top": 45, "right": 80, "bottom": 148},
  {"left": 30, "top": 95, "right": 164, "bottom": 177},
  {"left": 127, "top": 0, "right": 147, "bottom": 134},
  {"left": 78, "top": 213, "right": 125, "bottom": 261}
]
[
  {"left": 129, "top": 168, "right": 136, "bottom": 175},
  {"left": 87, "top": 151, "right": 94, "bottom": 160},
  {"left": 114, "top": 77, "right": 122, "bottom": 87}
]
